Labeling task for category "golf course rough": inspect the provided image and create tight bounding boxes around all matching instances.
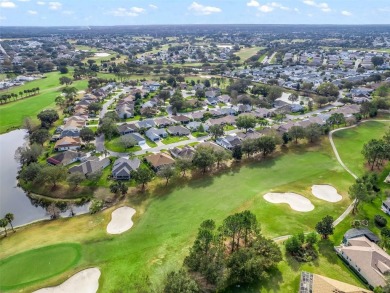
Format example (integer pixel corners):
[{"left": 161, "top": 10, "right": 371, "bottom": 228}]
[{"left": 0, "top": 243, "right": 81, "bottom": 291}]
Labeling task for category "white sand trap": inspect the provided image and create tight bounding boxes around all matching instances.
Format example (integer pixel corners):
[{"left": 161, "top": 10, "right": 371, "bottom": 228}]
[
  {"left": 94, "top": 52, "right": 110, "bottom": 57},
  {"left": 33, "top": 268, "right": 100, "bottom": 293},
  {"left": 263, "top": 193, "right": 314, "bottom": 212},
  {"left": 107, "top": 206, "right": 136, "bottom": 234},
  {"left": 311, "top": 185, "right": 342, "bottom": 202}
]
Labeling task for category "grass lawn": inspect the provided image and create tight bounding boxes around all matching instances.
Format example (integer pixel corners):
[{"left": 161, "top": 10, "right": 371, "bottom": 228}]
[
  {"left": 224, "top": 124, "right": 236, "bottom": 131},
  {"left": 1, "top": 121, "right": 387, "bottom": 292},
  {"left": 234, "top": 46, "right": 265, "bottom": 61},
  {"left": 105, "top": 137, "right": 142, "bottom": 153},
  {"left": 0, "top": 243, "right": 81, "bottom": 291},
  {"left": 161, "top": 135, "right": 189, "bottom": 145},
  {"left": 332, "top": 120, "right": 390, "bottom": 177},
  {"left": 0, "top": 71, "right": 88, "bottom": 133},
  {"left": 192, "top": 131, "right": 208, "bottom": 138},
  {"left": 146, "top": 138, "right": 158, "bottom": 147}
]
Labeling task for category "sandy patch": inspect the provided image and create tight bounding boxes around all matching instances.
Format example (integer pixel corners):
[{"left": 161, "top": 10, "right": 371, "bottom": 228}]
[
  {"left": 311, "top": 185, "right": 342, "bottom": 202},
  {"left": 33, "top": 268, "right": 100, "bottom": 293},
  {"left": 263, "top": 192, "right": 314, "bottom": 212},
  {"left": 94, "top": 52, "right": 110, "bottom": 57},
  {"left": 107, "top": 206, "right": 136, "bottom": 234}
]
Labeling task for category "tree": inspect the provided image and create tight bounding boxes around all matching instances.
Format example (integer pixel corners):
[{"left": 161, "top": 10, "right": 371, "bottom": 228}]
[
  {"left": 316, "top": 82, "right": 339, "bottom": 97},
  {"left": 288, "top": 126, "right": 305, "bottom": 143},
  {"left": 55, "top": 95, "right": 66, "bottom": 108},
  {"left": 157, "top": 165, "right": 176, "bottom": 186},
  {"left": 30, "top": 128, "right": 50, "bottom": 145},
  {"left": 371, "top": 56, "right": 384, "bottom": 67},
  {"left": 315, "top": 215, "right": 334, "bottom": 239},
  {"left": 59, "top": 76, "right": 72, "bottom": 85},
  {"left": 236, "top": 115, "right": 256, "bottom": 133},
  {"left": 282, "top": 132, "right": 290, "bottom": 145},
  {"left": 88, "top": 102, "right": 102, "bottom": 114},
  {"left": 192, "top": 147, "right": 215, "bottom": 173},
  {"left": 37, "top": 109, "right": 59, "bottom": 127},
  {"left": 120, "top": 135, "right": 137, "bottom": 150},
  {"left": 209, "top": 124, "right": 224, "bottom": 140},
  {"left": 175, "top": 157, "right": 192, "bottom": 177},
  {"left": 58, "top": 66, "right": 69, "bottom": 74},
  {"left": 349, "top": 181, "right": 371, "bottom": 214},
  {"left": 132, "top": 168, "right": 154, "bottom": 191},
  {"left": 288, "top": 93, "right": 299, "bottom": 104},
  {"left": 47, "top": 203, "right": 61, "bottom": 219},
  {"left": 308, "top": 100, "right": 313, "bottom": 111},
  {"left": 327, "top": 113, "right": 346, "bottom": 128},
  {"left": 241, "top": 138, "right": 256, "bottom": 157},
  {"left": 98, "top": 118, "right": 119, "bottom": 140},
  {"left": 305, "top": 123, "right": 322, "bottom": 143},
  {"left": 163, "top": 269, "right": 199, "bottom": 293},
  {"left": 16, "top": 143, "right": 43, "bottom": 165},
  {"left": 267, "top": 86, "right": 283, "bottom": 102},
  {"left": 0, "top": 218, "right": 8, "bottom": 237},
  {"left": 110, "top": 181, "right": 129, "bottom": 196},
  {"left": 232, "top": 145, "right": 243, "bottom": 160},
  {"left": 362, "top": 139, "right": 389, "bottom": 170},
  {"left": 19, "top": 162, "right": 42, "bottom": 182},
  {"left": 214, "top": 149, "right": 231, "bottom": 168},
  {"left": 23, "top": 117, "right": 36, "bottom": 134},
  {"left": 256, "top": 136, "right": 276, "bottom": 157},
  {"left": 67, "top": 172, "right": 85, "bottom": 190},
  {"left": 80, "top": 127, "right": 95, "bottom": 143},
  {"left": 4, "top": 213, "right": 15, "bottom": 233},
  {"left": 37, "top": 165, "right": 67, "bottom": 187}
]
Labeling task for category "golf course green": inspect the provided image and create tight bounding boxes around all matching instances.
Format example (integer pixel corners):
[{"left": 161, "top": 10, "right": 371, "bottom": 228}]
[
  {"left": 0, "top": 120, "right": 388, "bottom": 292},
  {"left": 0, "top": 243, "right": 81, "bottom": 291}
]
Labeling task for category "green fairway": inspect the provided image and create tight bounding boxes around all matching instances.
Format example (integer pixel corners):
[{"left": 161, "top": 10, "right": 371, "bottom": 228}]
[
  {"left": 234, "top": 46, "right": 265, "bottom": 61},
  {"left": 332, "top": 120, "right": 390, "bottom": 177},
  {"left": 0, "top": 243, "right": 81, "bottom": 291},
  {"left": 2, "top": 121, "right": 386, "bottom": 292}
]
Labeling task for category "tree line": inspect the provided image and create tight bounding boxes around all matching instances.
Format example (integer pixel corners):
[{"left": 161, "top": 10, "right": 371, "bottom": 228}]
[{"left": 0, "top": 87, "right": 40, "bottom": 104}]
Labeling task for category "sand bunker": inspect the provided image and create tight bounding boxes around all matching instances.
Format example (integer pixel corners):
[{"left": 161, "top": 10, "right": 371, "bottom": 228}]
[
  {"left": 311, "top": 185, "right": 342, "bottom": 202},
  {"left": 263, "top": 193, "right": 314, "bottom": 212},
  {"left": 107, "top": 206, "right": 136, "bottom": 234},
  {"left": 33, "top": 268, "right": 100, "bottom": 293},
  {"left": 95, "top": 52, "right": 110, "bottom": 57}
]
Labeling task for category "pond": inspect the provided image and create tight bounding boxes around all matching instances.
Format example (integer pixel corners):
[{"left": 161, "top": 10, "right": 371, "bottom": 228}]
[{"left": 0, "top": 129, "right": 89, "bottom": 227}]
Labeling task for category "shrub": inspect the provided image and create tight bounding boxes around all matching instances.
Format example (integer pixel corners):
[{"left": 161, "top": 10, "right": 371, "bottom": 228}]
[
  {"left": 89, "top": 199, "right": 103, "bottom": 214},
  {"left": 375, "top": 215, "right": 387, "bottom": 227},
  {"left": 381, "top": 227, "right": 390, "bottom": 238}
]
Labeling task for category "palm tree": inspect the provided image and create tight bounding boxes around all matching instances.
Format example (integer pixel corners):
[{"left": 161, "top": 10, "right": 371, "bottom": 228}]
[
  {"left": 5, "top": 213, "right": 15, "bottom": 232},
  {"left": 0, "top": 218, "right": 8, "bottom": 237}
]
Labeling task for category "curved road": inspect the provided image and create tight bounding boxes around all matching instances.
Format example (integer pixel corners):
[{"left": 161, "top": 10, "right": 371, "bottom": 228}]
[{"left": 273, "top": 119, "right": 390, "bottom": 242}]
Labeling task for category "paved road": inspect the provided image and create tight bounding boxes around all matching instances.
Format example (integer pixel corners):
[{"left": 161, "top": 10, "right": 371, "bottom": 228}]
[{"left": 272, "top": 119, "right": 390, "bottom": 242}]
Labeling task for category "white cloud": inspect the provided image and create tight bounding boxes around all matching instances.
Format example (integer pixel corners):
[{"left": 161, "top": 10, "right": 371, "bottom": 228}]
[
  {"left": 0, "top": 16, "right": 7, "bottom": 20},
  {"left": 48, "top": 1, "right": 61, "bottom": 10},
  {"left": 303, "top": 0, "right": 331, "bottom": 12},
  {"left": 37, "top": 1, "right": 45, "bottom": 4},
  {"left": 27, "top": 10, "right": 37, "bottom": 14},
  {"left": 0, "top": 1, "right": 16, "bottom": 8},
  {"left": 294, "top": 7, "right": 300, "bottom": 13},
  {"left": 108, "top": 7, "right": 145, "bottom": 17},
  {"left": 19, "top": 0, "right": 30, "bottom": 2},
  {"left": 62, "top": 10, "right": 74, "bottom": 15},
  {"left": 258, "top": 5, "right": 273, "bottom": 12},
  {"left": 149, "top": 4, "right": 158, "bottom": 9},
  {"left": 271, "top": 2, "right": 289, "bottom": 10},
  {"left": 188, "top": 2, "right": 221, "bottom": 15},
  {"left": 247, "top": 0, "right": 259, "bottom": 7},
  {"left": 341, "top": 10, "right": 352, "bottom": 16}
]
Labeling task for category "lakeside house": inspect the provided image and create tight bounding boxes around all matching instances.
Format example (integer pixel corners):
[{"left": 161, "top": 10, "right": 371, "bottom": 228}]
[
  {"left": 144, "top": 153, "right": 175, "bottom": 171},
  {"left": 68, "top": 157, "right": 110, "bottom": 176}
]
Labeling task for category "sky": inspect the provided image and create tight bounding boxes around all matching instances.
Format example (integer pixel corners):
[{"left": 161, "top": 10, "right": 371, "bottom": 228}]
[{"left": 0, "top": 0, "right": 389, "bottom": 26}]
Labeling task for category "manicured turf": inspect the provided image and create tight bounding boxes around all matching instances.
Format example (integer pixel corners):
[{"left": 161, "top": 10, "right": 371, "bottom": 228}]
[
  {"left": 161, "top": 135, "right": 189, "bottom": 145},
  {"left": 105, "top": 136, "right": 142, "bottom": 152},
  {"left": 0, "top": 243, "right": 81, "bottom": 291},
  {"left": 332, "top": 120, "right": 390, "bottom": 177},
  {"left": 234, "top": 46, "right": 265, "bottom": 61},
  {"left": 1, "top": 121, "right": 387, "bottom": 292}
]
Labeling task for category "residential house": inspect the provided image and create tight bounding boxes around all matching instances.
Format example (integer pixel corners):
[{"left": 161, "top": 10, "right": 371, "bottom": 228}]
[
  {"left": 171, "top": 115, "right": 191, "bottom": 124},
  {"left": 236, "top": 129, "right": 262, "bottom": 141},
  {"left": 216, "top": 135, "right": 242, "bottom": 150},
  {"left": 54, "top": 137, "right": 81, "bottom": 152},
  {"left": 207, "top": 115, "right": 236, "bottom": 127},
  {"left": 206, "top": 96, "right": 219, "bottom": 105},
  {"left": 342, "top": 228, "right": 380, "bottom": 244},
  {"left": 167, "top": 125, "right": 190, "bottom": 136},
  {"left": 196, "top": 141, "right": 224, "bottom": 152},
  {"left": 233, "top": 103, "right": 252, "bottom": 113},
  {"left": 335, "top": 232, "right": 390, "bottom": 288},
  {"left": 382, "top": 198, "right": 390, "bottom": 215},
  {"left": 217, "top": 94, "right": 231, "bottom": 104},
  {"left": 116, "top": 101, "right": 134, "bottom": 119},
  {"left": 124, "top": 133, "right": 146, "bottom": 145},
  {"left": 145, "top": 153, "right": 175, "bottom": 171},
  {"left": 186, "top": 121, "right": 209, "bottom": 132},
  {"left": 253, "top": 108, "right": 272, "bottom": 118},
  {"left": 111, "top": 158, "right": 140, "bottom": 180},
  {"left": 142, "top": 81, "right": 160, "bottom": 92},
  {"left": 170, "top": 146, "right": 196, "bottom": 159},
  {"left": 190, "top": 111, "right": 206, "bottom": 121},
  {"left": 60, "top": 128, "right": 80, "bottom": 138},
  {"left": 118, "top": 123, "right": 138, "bottom": 135},
  {"left": 298, "top": 271, "right": 372, "bottom": 293},
  {"left": 68, "top": 157, "right": 110, "bottom": 176},
  {"left": 46, "top": 150, "right": 87, "bottom": 166},
  {"left": 145, "top": 127, "right": 167, "bottom": 141},
  {"left": 154, "top": 117, "right": 174, "bottom": 128},
  {"left": 136, "top": 119, "right": 155, "bottom": 130}
]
